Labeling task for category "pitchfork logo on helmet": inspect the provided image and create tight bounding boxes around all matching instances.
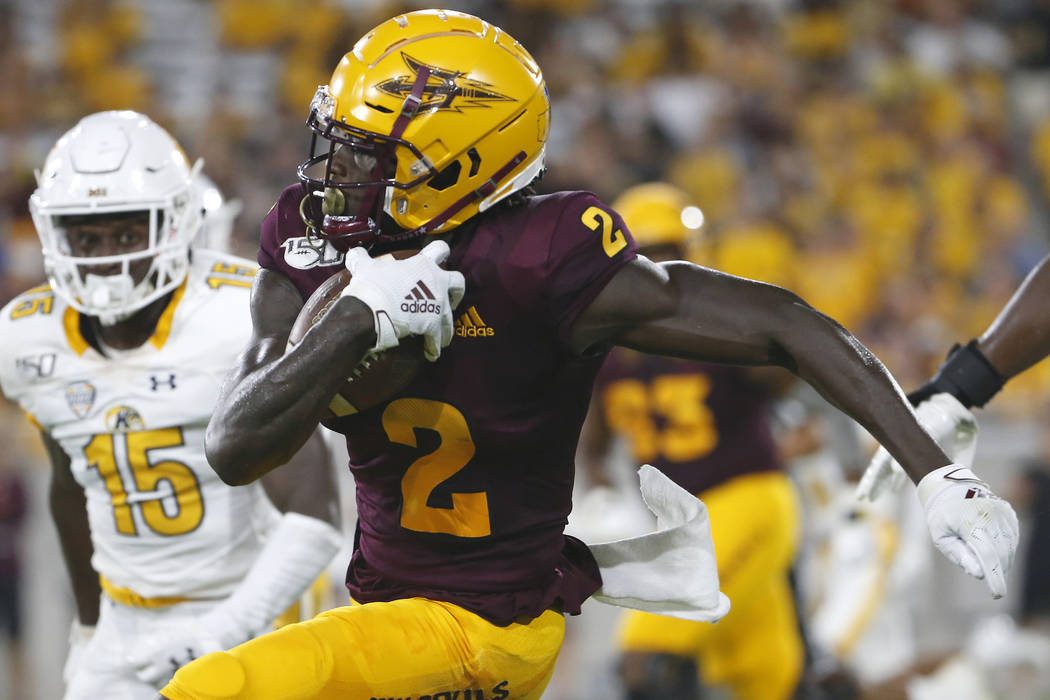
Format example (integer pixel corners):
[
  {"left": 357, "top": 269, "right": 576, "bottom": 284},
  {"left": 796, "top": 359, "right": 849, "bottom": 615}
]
[
  {"left": 298, "top": 9, "right": 550, "bottom": 252},
  {"left": 375, "top": 53, "right": 516, "bottom": 113}
]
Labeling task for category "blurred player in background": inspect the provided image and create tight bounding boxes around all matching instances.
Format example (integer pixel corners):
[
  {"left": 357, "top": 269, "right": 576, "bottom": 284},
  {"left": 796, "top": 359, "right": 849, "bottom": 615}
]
[
  {"left": 576, "top": 182, "right": 803, "bottom": 700},
  {"left": 0, "top": 111, "right": 342, "bottom": 698},
  {"left": 855, "top": 249, "right": 1050, "bottom": 698},
  {"left": 164, "top": 10, "right": 1017, "bottom": 700}
]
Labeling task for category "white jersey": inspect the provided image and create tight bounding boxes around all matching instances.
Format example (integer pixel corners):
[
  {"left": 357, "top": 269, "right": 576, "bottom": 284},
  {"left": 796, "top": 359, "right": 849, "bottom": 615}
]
[{"left": 0, "top": 249, "right": 277, "bottom": 600}]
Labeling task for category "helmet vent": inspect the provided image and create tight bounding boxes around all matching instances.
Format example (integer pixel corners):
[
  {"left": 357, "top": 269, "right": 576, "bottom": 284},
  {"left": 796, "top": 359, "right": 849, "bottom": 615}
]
[
  {"left": 467, "top": 148, "right": 481, "bottom": 177},
  {"left": 427, "top": 160, "right": 461, "bottom": 191},
  {"left": 365, "top": 101, "right": 394, "bottom": 114},
  {"left": 498, "top": 109, "right": 527, "bottom": 132}
]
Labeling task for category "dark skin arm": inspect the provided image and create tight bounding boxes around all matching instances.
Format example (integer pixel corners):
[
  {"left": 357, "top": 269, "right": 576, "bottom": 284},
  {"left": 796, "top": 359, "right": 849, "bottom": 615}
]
[
  {"left": 976, "top": 252, "right": 1050, "bottom": 381},
  {"left": 205, "top": 268, "right": 375, "bottom": 485},
  {"left": 258, "top": 426, "right": 340, "bottom": 528},
  {"left": 42, "top": 430, "right": 100, "bottom": 626},
  {"left": 570, "top": 258, "right": 950, "bottom": 483}
]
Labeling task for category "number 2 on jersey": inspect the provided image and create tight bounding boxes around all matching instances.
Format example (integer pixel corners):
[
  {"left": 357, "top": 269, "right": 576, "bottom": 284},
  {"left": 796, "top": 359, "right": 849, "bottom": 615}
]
[
  {"left": 85, "top": 428, "right": 204, "bottom": 536},
  {"left": 581, "top": 205, "right": 628, "bottom": 257},
  {"left": 382, "top": 398, "right": 491, "bottom": 538}
]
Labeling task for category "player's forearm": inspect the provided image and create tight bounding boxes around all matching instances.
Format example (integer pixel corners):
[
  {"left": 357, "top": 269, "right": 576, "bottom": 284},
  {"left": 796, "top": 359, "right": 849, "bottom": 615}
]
[
  {"left": 49, "top": 483, "right": 100, "bottom": 625},
  {"left": 206, "top": 296, "right": 375, "bottom": 484},
  {"left": 977, "top": 252, "right": 1050, "bottom": 381},
  {"left": 772, "top": 300, "right": 950, "bottom": 483}
]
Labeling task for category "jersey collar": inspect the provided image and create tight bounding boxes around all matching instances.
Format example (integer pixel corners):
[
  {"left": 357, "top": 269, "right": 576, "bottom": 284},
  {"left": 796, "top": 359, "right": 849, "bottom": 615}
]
[{"left": 62, "top": 279, "right": 189, "bottom": 356}]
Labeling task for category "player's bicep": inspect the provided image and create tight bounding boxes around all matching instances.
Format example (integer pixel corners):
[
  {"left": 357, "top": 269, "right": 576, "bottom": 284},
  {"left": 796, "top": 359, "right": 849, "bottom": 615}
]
[
  {"left": 259, "top": 428, "right": 340, "bottom": 526},
  {"left": 239, "top": 268, "right": 305, "bottom": 372},
  {"left": 571, "top": 258, "right": 798, "bottom": 365}
]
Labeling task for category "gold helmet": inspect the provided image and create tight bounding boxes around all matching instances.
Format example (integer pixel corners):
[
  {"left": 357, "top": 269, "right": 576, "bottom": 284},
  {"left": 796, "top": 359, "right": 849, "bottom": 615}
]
[
  {"left": 299, "top": 9, "right": 550, "bottom": 250},
  {"left": 612, "top": 182, "right": 704, "bottom": 250}
]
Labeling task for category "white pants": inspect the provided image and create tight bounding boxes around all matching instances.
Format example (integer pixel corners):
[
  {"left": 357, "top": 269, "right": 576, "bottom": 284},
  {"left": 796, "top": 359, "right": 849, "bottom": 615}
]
[{"left": 64, "top": 595, "right": 220, "bottom": 700}]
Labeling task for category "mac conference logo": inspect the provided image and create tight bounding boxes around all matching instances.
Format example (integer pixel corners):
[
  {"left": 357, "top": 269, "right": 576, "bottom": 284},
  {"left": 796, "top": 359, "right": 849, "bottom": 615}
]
[
  {"left": 65, "top": 381, "right": 96, "bottom": 418},
  {"left": 375, "top": 53, "right": 516, "bottom": 113}
]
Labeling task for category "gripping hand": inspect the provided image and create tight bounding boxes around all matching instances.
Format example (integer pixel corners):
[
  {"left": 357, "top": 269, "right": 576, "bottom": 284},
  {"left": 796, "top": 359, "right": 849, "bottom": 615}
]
[
  {"left": 918, "top": 464, "right": 1019, "bottom": 599},
  {"left": 856, "top": 392, "right": 978, "bottom": 501},
  {"left": 126, "top": 606, "right": 244, "bottom": 687},
  {"left": 343, "top": 240, "right": 466, "bottom": 361},
  {"left": 63, "top": 621, "right": 95, "bottom": 684}
]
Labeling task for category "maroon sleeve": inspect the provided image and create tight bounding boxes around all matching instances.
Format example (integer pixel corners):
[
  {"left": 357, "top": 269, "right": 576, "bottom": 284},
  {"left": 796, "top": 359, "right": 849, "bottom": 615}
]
[
  {"left": 257, "top": 183, "right": 308, "bottom": 271},
  {"left": 544, "top": 192, "right": 638, "bottom": 345}
]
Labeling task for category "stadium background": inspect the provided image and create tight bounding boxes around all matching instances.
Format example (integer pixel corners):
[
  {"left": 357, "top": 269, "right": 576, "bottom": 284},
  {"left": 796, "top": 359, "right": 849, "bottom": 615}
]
[{"left": 1, "top": 0, "right": 1049, "bottom": 698}]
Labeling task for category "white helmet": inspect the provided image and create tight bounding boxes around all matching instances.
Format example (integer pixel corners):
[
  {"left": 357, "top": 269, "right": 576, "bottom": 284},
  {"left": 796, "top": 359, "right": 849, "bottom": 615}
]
[
  {"left": 29, "top": 111, "right": 203, "bottom": 324},
  {"left": 193, "top": 172, "right": 243, "bottom": 253}
]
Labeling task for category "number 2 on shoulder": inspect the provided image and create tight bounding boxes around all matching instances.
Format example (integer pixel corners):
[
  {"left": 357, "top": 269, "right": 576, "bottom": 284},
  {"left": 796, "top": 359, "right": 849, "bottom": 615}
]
[{"left": 581, "top": 205, "right": 627, "bottom": 258}]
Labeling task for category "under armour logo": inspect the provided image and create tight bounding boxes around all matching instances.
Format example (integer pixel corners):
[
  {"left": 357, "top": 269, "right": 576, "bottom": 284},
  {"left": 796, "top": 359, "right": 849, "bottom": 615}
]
[{"left": 149, "top": 374, "right": 177, "bottom": 391}]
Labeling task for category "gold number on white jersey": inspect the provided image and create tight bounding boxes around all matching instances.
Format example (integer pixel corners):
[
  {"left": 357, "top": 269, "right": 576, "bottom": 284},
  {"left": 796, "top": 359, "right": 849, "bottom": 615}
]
[
  {"left": 84, "top": 428, "right": 204, "bottom": 536},
  {"left": 206, "top": 262, "right": 256, "bottom": 290}
]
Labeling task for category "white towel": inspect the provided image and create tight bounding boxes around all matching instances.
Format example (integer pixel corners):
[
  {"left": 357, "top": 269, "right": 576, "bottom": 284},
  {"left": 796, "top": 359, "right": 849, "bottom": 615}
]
[{"left": 588, "top": 465, "right": 731, "bottom": 623}]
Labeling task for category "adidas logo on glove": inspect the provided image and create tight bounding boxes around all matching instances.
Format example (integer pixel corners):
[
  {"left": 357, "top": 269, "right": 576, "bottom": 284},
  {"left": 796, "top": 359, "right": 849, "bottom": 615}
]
[{"left": 401, "top": 281, "right": 441, "bottom": 314}]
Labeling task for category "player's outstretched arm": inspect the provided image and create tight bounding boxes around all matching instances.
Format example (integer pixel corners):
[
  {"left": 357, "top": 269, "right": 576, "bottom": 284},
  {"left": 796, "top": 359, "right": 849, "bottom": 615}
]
[
  {"left": 571, "top": 258, "right": 1018, "bottom": 598},
  {"left": 571, "top": 257, "right": 948, "bottom": 482},
  {"left": 956, "top": 251, "right": 1050, "bottom": 393}
]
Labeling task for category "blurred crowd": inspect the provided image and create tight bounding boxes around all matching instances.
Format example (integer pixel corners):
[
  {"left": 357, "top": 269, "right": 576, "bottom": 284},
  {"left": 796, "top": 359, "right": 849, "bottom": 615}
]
[
  {"left": 4, "top": 0, "right": 1050, "bottom": 396},
  {"left": 2, "top": 0, "right": 1050, "bottom": 698}
]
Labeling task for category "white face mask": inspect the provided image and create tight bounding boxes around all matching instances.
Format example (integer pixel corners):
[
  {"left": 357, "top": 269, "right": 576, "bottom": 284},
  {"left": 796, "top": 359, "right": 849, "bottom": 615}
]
[{"left": 82, "top": 273, "right": 140, "bottom": 326}]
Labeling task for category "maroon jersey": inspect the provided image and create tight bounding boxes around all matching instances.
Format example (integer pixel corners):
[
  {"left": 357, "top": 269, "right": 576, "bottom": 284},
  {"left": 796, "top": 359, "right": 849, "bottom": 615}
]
[
  {"left": 594, "top": 350, "right": 782, "bottom": 496},
  {"left": 260, "top": 184, "right": 637, "bottom": 625}
]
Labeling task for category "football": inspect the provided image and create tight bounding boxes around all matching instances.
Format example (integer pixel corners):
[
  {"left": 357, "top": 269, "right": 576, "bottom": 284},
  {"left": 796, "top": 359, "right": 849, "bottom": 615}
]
[{"left": 287, "top": 252, "right": 426, "bottom": 418}]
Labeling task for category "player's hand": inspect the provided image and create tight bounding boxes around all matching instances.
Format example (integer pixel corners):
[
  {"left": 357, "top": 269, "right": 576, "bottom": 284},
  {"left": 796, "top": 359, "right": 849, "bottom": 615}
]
[
  {"left": 126, "top": 607, "right": 246, "bottom": 687},
  {"left": 343, "top": 240, "right": 466, "bottom": 361},
  {"left": 918, "top": 464, "right": 1018, "bottom": 599},
  {"left": 63, "top": 621, "right": 95, "bottom": 684},
  {"left": 856, "top": 392, "right": 978, "bottom": 501}
]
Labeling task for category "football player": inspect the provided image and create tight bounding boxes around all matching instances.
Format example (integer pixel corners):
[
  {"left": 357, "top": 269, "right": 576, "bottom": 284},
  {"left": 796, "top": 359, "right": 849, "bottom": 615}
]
[
  {"left": 0, "top": 111, "right": 343, "bottom": 698},
  {"left": 577, "top": 182, "right": 803, "bottom": 700},
  {"left": 163, "top": 10, "right": 1017, "bottom": 700}
]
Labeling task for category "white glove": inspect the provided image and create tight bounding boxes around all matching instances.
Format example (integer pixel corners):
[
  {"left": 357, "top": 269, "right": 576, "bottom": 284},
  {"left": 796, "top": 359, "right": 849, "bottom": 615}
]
[
  {"left": 63, "top": 621, "right": 95, "bottom": 684},
  {"left": 917, "top": 464, "right": 1018, "bottom": 599},
  {"left": 856, "top": 393, "right": 978, "bottom": 501},
  {"left": 343, "top": 240, "right": 466, "bottom": 361},
  {"left": 127, "top": 512, "right": 341, "bottom": 686},
  {"left": 126, "top": 607, "right": 242, "bottom": 687}
]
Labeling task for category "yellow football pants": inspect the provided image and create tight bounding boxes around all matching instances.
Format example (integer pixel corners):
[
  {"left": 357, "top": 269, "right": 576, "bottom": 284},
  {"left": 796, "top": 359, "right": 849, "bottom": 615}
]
[
  {"left": 618, "top": 470, "right": 803, "bottom": 700},
  {"left": 161, "top": 597, "right": 565, "bottom": 700}
]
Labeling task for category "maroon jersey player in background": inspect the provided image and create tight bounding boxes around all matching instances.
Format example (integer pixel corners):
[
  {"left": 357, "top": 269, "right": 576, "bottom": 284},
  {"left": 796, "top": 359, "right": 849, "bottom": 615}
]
[
  {"left": 161, "top": 9, "right": 1017, "bottom": 700},
  {"left": 578, "top": 182, "right": 806, "bottom": 700}
]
